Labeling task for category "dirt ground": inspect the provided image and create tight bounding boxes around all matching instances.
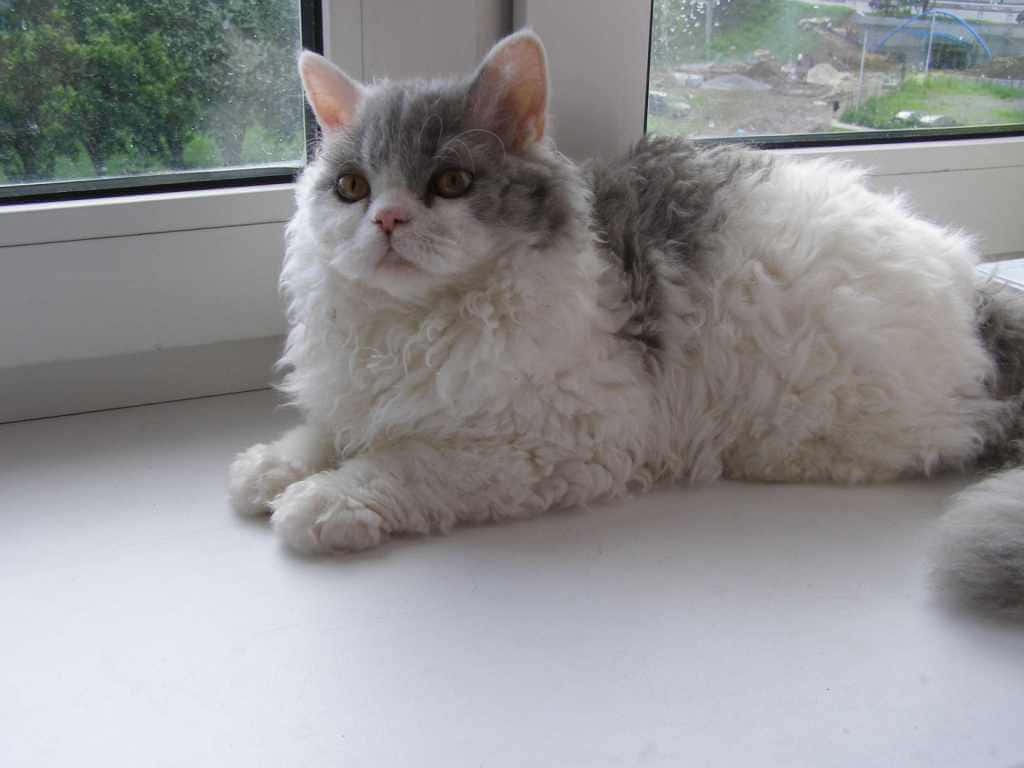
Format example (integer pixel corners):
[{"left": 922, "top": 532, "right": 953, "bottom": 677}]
[
  {"left": 649, "top": 59, "right": 890, "bottom": 138},
  {"left": 648, "top": 21, "right": 965, "bottom": 139},
  {"left": 977, "top": 57, "right": 1024, "bottom": 80},
  {"left": 650, "top": 7, "right": 1024, "bottom": 140}
]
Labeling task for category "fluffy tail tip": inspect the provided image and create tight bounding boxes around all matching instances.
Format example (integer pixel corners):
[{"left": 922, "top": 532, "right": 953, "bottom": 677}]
[{"left": 934, "top": 468, "right": 1024, "bottom": 614}]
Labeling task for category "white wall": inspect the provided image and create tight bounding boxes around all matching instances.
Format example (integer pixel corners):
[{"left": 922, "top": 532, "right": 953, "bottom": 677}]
[
  {"left": 514, "top": 0, "right": 650, "bottom": 162},
  {"left": 361, "top": 0, "right": 508, "bottom": 80}
]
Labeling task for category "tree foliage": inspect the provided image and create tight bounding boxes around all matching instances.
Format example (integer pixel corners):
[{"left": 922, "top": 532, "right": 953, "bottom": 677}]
[
  {"left": 0, "top": 0, "right": 304, "bottom": 183},
  {"left": 0, "top": 0, "right": 79, "bottom": 179}
]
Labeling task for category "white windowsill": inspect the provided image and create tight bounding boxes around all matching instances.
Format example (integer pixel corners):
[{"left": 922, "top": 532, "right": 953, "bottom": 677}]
[
  {"left": 0, "top": 182, "right": 295, "bottom": 248},
  {"left": 2, "top": 388, "right": 1021, "bottom": 767},
  {"left": 776, "top": 133, "right": 1024, "bottom": 174},
  {"left": 978, "top": 258, "right": 1024, "bottom": 291}
]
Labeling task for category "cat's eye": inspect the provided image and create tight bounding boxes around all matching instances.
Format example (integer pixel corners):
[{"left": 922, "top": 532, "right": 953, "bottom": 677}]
[
  {"left": 431, "top": 169, "right": 473, "bottom": 199},
  {"left": 337, "top": 173, "right": 370, "bottom": 202}
]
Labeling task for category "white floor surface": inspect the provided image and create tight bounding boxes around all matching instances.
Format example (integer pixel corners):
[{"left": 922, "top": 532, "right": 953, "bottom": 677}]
[{"left": 2, "top": 389, "right": 1023, "bottom": 767}]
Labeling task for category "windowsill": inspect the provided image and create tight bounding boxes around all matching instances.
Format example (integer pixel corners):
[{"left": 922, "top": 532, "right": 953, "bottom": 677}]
[
  {"left": 0, "top": 182, "right": 295, "bottom": 248},
  {"left": 978, "top": 258, "right": 1024, "bottom": 291},
  {"left": 2, "top": 388, "right": 1022, "bottom": 765},
  {"left": 773, "top": 133, "right": 1024, "bottom": 174}
]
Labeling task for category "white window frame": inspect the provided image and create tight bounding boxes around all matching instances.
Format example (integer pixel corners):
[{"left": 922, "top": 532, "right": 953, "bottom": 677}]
[
  {"left": 1, "top": 0, "right": 1021, "bottom": 422},
  {"left": 521, "top": 0, "right": 1024, "bottom": 259}
]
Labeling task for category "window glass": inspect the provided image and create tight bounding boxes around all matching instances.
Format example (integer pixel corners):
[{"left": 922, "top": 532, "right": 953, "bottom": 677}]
[
  {"left": 648, "top": 0, "right": 1024, "bottom": 141},
  {"left": 0, "top": 0, "right": 308, "bottom": 197}
]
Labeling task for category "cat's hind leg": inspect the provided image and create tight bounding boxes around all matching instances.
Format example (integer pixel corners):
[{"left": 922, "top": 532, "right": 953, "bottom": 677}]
[{"left": 228, "top": 423, "right": 336, "bottom": 517}]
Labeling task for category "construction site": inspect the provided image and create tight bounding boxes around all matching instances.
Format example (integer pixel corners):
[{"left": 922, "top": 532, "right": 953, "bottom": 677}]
[{"left": 648, "top": 0, "right": 1024, "bottom": 138}]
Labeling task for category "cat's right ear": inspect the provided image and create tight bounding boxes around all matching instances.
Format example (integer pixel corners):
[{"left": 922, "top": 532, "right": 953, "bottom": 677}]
[
  {"left": 298, "top": 51, "right": 364, "bottom": 136},
  {"left": 467, "top": 30, "right": 548, "bottom": 151}
]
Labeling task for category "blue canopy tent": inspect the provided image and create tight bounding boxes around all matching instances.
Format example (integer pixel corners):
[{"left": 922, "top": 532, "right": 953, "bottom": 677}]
[{"left": 873, "top": 10, "right": 993, "bottom": 68}]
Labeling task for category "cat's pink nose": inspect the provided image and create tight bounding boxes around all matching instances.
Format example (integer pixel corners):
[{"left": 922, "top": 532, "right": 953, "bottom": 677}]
[{"left": 373, "top": 207, "right": 411, "bottom": 235}]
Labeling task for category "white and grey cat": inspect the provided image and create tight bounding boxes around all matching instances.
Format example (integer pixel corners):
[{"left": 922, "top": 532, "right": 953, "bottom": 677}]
[{"left": 229, "top": 30, "right": 1024, "bottom": 611}]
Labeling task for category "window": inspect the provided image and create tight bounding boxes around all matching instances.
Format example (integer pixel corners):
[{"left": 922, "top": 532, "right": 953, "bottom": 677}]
[
  {"left": 0, "top": 0, "right": 507, "bottom": 419},
  {"left": 1, "top": 0, "right": 1019, "bottom": 420},
  {"left": 0, "top": 0, "right": 322, "bottom": 202},
  {"left": 647, "top": 0, "right": 1024, "bottom": 144}
]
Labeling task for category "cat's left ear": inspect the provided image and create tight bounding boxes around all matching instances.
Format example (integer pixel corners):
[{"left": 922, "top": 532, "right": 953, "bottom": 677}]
[
  {"left": 298, "top": 51, "right": 364, "bottom": 136},
  {"left": 467, "top": 30, "right": 548, "bottom": 151}
]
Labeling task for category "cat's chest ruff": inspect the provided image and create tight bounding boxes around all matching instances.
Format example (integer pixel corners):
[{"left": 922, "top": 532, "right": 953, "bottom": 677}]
[{"left": 319, "top": 287, "right": 611, "bottom": 438}]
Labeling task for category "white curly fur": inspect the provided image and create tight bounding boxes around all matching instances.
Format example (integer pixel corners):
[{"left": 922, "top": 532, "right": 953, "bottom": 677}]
[
  {"left": 229, "top": 149, "right": 1002, "bottom": 543},
  {"left": 228, "top": 34, "right": 1023, "bottom": 611}
]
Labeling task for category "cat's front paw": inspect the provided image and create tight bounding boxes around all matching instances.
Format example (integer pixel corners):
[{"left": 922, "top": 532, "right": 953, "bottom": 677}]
[
  {"left": 270, "top": 475, "right": 387, "bottom": 554},
  {"left": 228, "top": 443, "right": 307, "bottom": 517}
]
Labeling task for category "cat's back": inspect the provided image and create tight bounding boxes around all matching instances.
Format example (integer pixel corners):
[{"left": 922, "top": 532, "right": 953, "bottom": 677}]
[
  {"left": 587, "top": 136, "right": 989, "bottom": 485},
  {"left": 586, "top": 134, "right": 978, "bottom": 300},
  {"left": 586, "top": 135, "right": 773, "bottom": 272}
]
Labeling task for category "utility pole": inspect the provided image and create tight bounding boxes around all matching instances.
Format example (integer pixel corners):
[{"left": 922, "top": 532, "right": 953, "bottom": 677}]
[
  {"left": 856, "top": 21, "right": 868, "bottom": 107},
  {"left": 924, "top": 11, "right": 936, "bottom": 77},
  {"left": 705, "top": 0, "right": 713, "bottom": 61}
]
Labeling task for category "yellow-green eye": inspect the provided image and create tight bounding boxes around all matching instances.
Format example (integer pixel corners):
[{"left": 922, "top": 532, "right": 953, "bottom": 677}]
[
  {"left": 432, "top": 169, "right": 473, "bottom": 199},
  {"left": 337, "top": 173, "right": 370, "bottom": 202}
]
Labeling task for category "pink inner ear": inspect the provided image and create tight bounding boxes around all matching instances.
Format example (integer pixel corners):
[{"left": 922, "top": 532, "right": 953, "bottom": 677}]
[
  {"left": 472, "top": 34, "right": 548, "bottom": 149},
  {"left": 299, "top": 52, "right": 362, "bottom": 135}
]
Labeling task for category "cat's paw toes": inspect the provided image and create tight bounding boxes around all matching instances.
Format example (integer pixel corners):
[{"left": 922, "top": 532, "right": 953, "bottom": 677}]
[
  {"left": 228, "top": 443, "right": 307, "bottom": 517},
  {"left": 270, "top": 477, "right": 386, "bottom": 554}
]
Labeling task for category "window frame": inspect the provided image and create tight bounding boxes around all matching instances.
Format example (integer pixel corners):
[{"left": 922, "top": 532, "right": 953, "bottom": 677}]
[
  {"left": 0, "top": 0, "right": 508, "bottom": 422},
  {"left": 520, "top": 0, "right": 1024, "bottom": 257},
  {"left": 522, "top": 0, "right": 1024, "bottom": 158}
]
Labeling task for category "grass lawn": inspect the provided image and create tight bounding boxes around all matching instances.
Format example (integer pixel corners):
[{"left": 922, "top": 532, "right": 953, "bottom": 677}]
[
  {"left": 707, "top": 0, "right": 854, "bottom": 62},
  {"left": 657, "top": 0, "right": 856, "bottom": 65},
  {"left": 841, "top": 74, "right": 1024, "bottom": 128},
  {"left": 2, "top": 125, "right": 303, "bottom": 186}
]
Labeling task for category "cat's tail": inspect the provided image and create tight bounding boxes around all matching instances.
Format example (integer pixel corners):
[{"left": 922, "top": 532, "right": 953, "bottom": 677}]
[
  {"left": 935, "top": 282, "right": 1024, "bottom": 613},
  {"left": 937, "top": 469, "right": 1024, "bottom": 612}
]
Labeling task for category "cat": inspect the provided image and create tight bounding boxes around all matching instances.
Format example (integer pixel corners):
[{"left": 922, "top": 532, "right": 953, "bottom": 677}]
[{"left": 229, "top": 30, "right": 1024, "bottom": 611}]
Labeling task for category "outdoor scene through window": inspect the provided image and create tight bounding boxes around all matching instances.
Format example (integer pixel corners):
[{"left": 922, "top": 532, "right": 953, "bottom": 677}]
[
  {"left": 648, "top": 0, "right": 1024, "bottom": 140},
  {"left": 0, "top": 0, "right": 307, "bottom": 195}
]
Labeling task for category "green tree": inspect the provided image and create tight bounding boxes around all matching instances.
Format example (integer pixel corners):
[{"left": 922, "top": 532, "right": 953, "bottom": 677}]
[
  {"left": 0, "top": 0, "right": 78, "bottom": 181},
  {"left": 207, "top": 0, "right": 304, "bottom": 166},
  {"left": 62, "top": 2, "right": 147, "bottom": 174},
  {"left": 129, "top": 0, "right": 228, "bottom": 169},
  {"left": 24, "top": 0, "right": 229, "bottom": 173},
  {"left": 1, "top": 0, "right": 305, "bottom": 183}
]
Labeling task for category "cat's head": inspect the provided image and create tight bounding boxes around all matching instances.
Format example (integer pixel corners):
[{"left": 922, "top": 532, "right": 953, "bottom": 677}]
[{"left": 294, "top": 31, "right": 583, "bottom": 303}]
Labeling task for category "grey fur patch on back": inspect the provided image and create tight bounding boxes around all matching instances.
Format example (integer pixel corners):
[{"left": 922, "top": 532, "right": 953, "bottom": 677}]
[
  {"left": 977, "top": 280, "right": 1024, "bottom": 400},
  {"left": 935, "top": 278, "right": 1024, "bottom": 614},
  {"left": 974, "top": 280, "right": 1024, "bottom": 467},
  {"left": 587, "top": 136, "right": 773, "bottom": 362}
]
